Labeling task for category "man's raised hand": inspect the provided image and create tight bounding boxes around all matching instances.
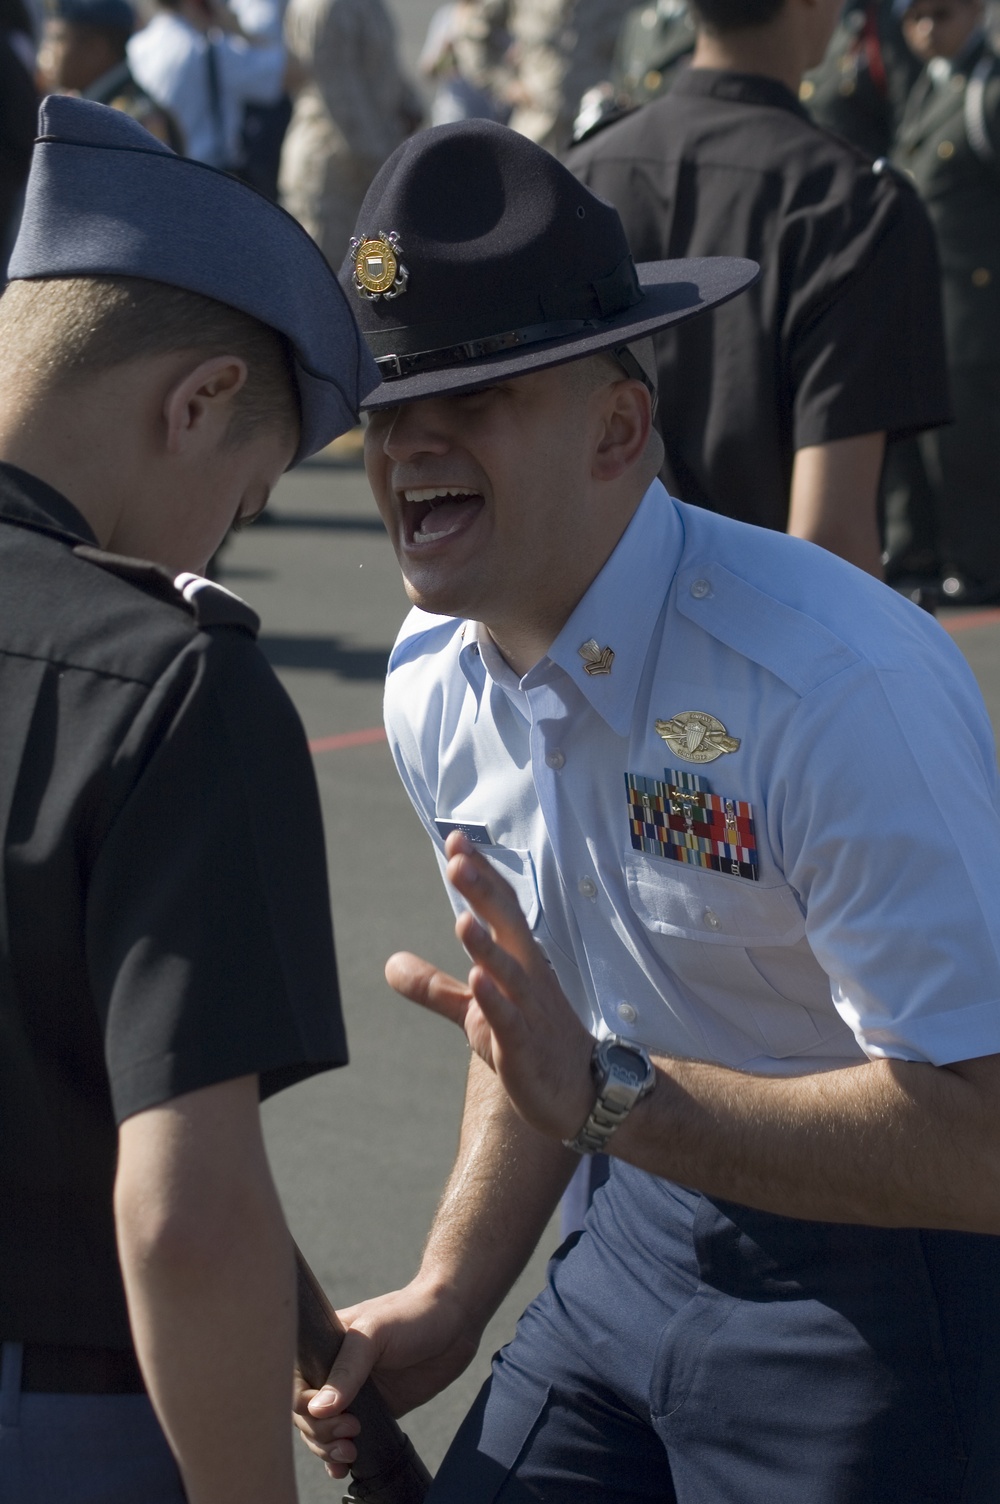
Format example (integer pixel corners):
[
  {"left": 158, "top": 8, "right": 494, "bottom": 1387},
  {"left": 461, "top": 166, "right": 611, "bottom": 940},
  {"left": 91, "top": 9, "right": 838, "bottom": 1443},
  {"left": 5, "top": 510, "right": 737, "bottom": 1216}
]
[{"left": 385, "top": 832, "right": 595, "bottom": 1143}]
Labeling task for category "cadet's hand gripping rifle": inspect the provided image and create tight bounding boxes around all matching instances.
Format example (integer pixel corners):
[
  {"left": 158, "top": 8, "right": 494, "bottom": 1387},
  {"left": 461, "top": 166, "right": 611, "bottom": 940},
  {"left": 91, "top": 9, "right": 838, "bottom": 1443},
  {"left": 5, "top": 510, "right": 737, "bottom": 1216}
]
[{"left": 295, "top": 1246, "right": 432, "bottom": 1504}]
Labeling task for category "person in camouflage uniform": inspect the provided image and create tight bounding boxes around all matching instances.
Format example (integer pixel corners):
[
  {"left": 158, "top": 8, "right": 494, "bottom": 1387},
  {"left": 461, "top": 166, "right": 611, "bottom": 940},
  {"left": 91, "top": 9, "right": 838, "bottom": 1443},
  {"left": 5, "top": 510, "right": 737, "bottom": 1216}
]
[
  {"left": 278, "top": 0, "right": 423, "bottom": 269},
  {"left": 506, "top": 0, "right": 634, "bottom": 152},
  {"left": 886, "top": 0, "right": 1000, "bottom": 603}
]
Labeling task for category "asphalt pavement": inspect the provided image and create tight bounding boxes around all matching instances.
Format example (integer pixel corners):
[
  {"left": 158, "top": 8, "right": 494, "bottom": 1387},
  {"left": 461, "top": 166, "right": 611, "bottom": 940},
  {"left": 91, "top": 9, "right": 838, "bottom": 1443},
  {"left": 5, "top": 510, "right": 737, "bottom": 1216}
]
[{"left": 227, "top": 451, "right": 1000, "bottom": 1503}]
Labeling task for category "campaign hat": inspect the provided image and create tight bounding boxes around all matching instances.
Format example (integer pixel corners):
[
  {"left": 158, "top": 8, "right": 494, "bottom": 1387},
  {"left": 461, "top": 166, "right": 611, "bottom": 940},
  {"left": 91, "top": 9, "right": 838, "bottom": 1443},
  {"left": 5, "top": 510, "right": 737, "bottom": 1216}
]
[
  {"left": 8, "top": 96, "right": 380, "bottom": 464},
  {"left": 339, "top": 118, "right": 758, "bottom": 408}
]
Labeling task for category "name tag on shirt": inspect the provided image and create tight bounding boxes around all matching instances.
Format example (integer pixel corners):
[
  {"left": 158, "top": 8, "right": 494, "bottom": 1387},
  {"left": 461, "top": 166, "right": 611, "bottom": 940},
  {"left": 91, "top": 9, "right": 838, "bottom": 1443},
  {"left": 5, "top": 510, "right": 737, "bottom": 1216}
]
[
  {"left": 435, "top": 819, "right": 493, "bottom": 846},
  {"left": 625, "top": 768, "right": 759, "bottom": 881}
]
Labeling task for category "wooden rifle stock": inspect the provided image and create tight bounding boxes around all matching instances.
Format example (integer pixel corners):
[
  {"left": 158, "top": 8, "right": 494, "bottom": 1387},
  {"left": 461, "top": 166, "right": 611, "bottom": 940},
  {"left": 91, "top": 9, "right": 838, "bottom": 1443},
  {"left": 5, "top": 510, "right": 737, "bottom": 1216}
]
[{"left": 295, "top": 1246, "right": 432, "bottom": 1503}]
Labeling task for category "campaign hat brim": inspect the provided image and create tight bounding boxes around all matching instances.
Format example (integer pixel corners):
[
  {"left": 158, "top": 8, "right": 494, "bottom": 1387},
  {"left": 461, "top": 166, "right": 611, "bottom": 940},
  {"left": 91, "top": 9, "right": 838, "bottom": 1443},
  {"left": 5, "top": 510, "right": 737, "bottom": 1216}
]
[{"left": 361, "top": 256, "right": 758, "bottom": 409}]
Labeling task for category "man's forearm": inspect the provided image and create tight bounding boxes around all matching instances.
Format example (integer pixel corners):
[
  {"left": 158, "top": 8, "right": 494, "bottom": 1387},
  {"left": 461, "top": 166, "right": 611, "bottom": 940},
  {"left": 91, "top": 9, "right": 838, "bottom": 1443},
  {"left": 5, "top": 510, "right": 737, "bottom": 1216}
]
[
  {"left": 116, "top": 1077, "right": 299, "bottom": 1504},
  {"left": 420, "top": 1055, "right": 575, "bottom": 1332},
  {"left": 611, "top": 1051, "right": 1000, "bottom": 1232}
]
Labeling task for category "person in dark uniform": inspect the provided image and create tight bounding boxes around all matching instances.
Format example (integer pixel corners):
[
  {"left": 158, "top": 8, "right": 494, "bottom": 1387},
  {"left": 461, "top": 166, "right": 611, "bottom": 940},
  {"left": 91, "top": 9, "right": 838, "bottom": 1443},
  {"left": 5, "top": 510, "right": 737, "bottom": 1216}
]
[
  {"left": 35, "top": 0, "right": 183, "bottom": 150},
  {"left": 0, "top": 96, "right": 378, "bottom": 1504},
  {"left": 800, "top": 0, "right": 920, "bottom": 158},
  {"left": 886, "top": 0, "right": 1000, "bottom": 603},
  {"left": 565, "top": 0, "right": 950, "bottom": 575}
]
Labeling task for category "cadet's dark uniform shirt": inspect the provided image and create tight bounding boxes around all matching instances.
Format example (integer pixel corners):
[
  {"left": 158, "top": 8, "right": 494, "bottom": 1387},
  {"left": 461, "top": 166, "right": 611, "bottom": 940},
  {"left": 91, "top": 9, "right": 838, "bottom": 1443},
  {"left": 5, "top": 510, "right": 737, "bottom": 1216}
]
[
  {"left": 566, "top": 68, "right": 950, "bottom": 532},
  {"left": 0, "top": 463, "right": 348, "bottom": 1354}
]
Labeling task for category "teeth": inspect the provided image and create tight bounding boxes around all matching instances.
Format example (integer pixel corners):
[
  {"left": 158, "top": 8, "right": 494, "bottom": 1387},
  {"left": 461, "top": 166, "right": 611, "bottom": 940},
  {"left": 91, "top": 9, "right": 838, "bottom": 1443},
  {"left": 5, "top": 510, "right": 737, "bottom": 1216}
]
[{"left": 403, "top": 486, "right": 477, "bottom": 503}]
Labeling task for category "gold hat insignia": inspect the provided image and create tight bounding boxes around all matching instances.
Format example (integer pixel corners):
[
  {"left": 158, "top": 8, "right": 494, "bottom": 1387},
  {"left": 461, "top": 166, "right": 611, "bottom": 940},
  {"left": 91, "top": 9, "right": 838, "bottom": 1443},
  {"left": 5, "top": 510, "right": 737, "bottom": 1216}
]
[
  {"left": 655, "top": 711, "right": 740, "bottom": 763},
  {"left": 350, "top": 231, "right": 409, "bottom": 301},
  {"left": 579, "top": 639, "right": 614, "bottom": 675}
]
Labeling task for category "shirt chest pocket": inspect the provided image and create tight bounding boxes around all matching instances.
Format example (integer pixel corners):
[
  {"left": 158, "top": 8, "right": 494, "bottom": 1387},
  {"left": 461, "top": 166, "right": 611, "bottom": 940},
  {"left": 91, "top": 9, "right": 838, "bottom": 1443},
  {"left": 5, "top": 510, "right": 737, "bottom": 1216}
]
[{"left": 624, "top": 851, "right": 834, "bottom": 1062}]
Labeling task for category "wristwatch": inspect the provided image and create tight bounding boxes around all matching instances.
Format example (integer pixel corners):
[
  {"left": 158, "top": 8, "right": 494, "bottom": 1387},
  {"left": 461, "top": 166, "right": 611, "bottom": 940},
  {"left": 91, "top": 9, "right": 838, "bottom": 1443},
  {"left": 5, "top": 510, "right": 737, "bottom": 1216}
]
[{"left": 562, "top": 1034, "right": 656, "bottom": 1155}]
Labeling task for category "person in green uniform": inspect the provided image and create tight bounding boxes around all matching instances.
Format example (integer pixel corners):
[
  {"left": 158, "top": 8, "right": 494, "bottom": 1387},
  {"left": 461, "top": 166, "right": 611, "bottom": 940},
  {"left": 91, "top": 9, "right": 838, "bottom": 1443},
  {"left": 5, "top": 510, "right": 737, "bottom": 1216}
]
[
  {"left": 888, "top": 0, "right": 1000, "bottom": 604},
  {"left": 800, "top": 0, "right": 919, "bottom": 158}
]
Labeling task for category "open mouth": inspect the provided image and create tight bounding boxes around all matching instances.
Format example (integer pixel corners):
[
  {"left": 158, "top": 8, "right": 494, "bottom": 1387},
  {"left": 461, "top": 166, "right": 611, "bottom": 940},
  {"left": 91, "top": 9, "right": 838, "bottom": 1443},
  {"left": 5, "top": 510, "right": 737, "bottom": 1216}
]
[{"left": 402, "top": 486, "right": 485, "bottom": 546}]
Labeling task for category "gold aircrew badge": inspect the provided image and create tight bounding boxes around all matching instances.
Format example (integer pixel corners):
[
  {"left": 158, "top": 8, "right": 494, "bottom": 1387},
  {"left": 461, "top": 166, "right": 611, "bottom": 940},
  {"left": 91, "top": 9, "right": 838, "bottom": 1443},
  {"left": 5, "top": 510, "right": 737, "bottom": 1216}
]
[
  {"left": 655, "top": 711, "right": 741, "bottom": 763},
  {"left": 350, "top": 231, "right": 410, "bottom": 301},
  {"left": 579, "top": 639, "right": 614, "bottom": 675}
]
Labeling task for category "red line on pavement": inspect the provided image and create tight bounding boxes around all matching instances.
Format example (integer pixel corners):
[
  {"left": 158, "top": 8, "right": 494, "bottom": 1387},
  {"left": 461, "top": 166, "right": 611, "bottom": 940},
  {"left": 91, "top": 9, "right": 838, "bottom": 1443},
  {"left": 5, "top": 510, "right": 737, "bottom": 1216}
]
[
  {"left": 941, "top": 608, "right": 1000, "bottom": 635},
  {"left": 309, "top": 727, "right": 387, "bottom": 754}
]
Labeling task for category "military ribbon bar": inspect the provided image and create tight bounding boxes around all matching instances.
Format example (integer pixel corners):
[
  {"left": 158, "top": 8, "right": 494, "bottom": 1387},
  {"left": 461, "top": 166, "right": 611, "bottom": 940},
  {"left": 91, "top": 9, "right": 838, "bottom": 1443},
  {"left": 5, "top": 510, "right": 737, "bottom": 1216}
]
[{"left": 625, "top": 771, "right": 759, "bottom": 881}]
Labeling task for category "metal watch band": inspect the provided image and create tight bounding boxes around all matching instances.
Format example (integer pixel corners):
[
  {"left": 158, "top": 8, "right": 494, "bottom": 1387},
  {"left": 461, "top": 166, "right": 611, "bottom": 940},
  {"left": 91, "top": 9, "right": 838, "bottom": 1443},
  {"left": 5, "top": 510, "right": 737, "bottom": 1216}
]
[{"left": 562, "top": 1034, "right": 656, "bottom": 1156}]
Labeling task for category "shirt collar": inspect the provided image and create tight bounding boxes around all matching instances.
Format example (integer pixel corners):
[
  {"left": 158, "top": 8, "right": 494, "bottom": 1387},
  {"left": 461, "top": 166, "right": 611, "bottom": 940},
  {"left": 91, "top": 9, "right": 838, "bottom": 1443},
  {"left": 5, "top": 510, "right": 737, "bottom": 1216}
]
[
  {"left": 457, "top": 482, "right": 685, "bottom": 734},
  {"left": 0, "top": 463, "right": 99, "bottom": 547},
  {"left": 672, "top": 66, "right": 810, "bottom": 121},
  {"left": 543, "top": 480, "right": 683, "bottom": 736}
]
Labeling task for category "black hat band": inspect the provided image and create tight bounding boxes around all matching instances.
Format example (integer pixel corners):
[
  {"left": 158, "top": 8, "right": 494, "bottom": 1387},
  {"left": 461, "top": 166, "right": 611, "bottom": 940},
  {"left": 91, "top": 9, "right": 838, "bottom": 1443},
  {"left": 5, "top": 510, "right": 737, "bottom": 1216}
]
[{"left": 373, "top": 255, "right": 644, "bottom": 381}]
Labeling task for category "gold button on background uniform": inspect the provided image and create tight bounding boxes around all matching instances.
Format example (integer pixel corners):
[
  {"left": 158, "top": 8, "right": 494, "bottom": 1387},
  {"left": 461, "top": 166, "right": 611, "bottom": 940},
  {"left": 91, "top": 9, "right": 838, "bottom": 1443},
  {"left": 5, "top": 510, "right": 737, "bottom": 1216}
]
[
  {"left": 938, "top": 140, "right": 955, "bottom": 159},
  {"left": 972, "top": 267, "right": 992, "bottom": 287}
]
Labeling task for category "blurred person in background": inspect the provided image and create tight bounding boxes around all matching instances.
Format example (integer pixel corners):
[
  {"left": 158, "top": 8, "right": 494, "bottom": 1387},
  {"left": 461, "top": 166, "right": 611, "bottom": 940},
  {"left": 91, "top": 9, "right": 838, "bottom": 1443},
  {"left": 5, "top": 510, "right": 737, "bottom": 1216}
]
[
  {"left": 229, "top": 0, "right": 290, "bottom": 197},
  {"left": 419, "top": 0, "right": 512, "bottom": 126},
  {"left": 279, "top": 0, "right": 422, "bottom": 270},
  {"left": 799, "top": 0, "right": 920, "bottom": 158},
  {"left": 1, "top": 0, "right": 36, "bottom": 273},
  {"left": 506, "top": 0, "right": 634, "bottom": 152},
  {"left": 127, "top": 0, "right": 285, "bottom": 171},
  {"left": 886, "top": 0, "right": 1000, "bottom": 604},
  {"left": 566, "top": 0, "right": 951, "bottom": 575},
  {"left": 36, "top": 0, "right": 182, "bottom": 150}
]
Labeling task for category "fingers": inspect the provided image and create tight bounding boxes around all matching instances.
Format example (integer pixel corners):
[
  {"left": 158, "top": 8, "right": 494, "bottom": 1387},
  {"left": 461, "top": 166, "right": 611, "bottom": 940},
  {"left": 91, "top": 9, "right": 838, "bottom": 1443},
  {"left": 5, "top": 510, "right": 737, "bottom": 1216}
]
[
  {"left": 304, "top": 1326, "right": 377, "bottom": 1416},
  {"left": 385, "top": 951, "right": 472, "bottom": 1026},
  {"left": 443, "top": 835, "right": 539, "bottom": 967},
  {"left": 292, "top": 1395, "right": 359, "bottom": 1471}
]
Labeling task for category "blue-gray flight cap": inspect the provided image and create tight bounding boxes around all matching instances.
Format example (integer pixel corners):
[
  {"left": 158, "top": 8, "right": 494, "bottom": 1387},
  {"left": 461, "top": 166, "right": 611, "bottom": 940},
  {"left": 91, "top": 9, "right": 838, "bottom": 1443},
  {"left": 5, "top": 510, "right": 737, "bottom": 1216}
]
[{"left": 8, "top": 96, "right": 381, "bottom": 464}]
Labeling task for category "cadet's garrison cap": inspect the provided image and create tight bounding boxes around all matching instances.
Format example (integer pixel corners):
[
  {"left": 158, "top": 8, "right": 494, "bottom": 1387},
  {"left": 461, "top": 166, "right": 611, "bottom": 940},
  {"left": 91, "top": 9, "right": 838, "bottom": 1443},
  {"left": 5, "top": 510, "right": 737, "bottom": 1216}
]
[
  {"left": 340, "top": 118, "right": 759, "bottom": 407},
  {"left": 8, "top": 97, "right": 381, "bottom": 464}
]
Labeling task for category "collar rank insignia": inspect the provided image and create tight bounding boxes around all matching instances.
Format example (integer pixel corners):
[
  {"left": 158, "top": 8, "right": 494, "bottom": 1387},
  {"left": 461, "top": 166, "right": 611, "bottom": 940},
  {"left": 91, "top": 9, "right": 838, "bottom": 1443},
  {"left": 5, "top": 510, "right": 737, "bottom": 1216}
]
[
  {"left": 350, "top": 231, "right": 409, "bottom": 301},
  {"left": 625, "top": 770, "right": 758, "bottom": 881},
  {"left": 579, "top": 638, "right": 614, "bottom": 675},
  {"left": 655, "top": 710, "right": 740, "bottom": 763}
]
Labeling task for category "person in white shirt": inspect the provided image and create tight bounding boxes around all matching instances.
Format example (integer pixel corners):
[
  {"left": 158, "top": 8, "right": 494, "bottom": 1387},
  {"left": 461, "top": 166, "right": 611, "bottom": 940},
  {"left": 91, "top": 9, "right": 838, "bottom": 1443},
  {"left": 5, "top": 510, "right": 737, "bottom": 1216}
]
[{"left": 127, "top": 0, "right": 284, "bottom": 170}]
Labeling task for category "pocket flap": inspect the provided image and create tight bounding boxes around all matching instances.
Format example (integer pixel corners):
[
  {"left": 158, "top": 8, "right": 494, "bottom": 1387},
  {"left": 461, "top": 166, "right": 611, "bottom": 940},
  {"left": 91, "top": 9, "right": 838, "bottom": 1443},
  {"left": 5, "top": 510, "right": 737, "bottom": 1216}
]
[{"left": 625, "top": 850, "right": 805, "bottom": 947}]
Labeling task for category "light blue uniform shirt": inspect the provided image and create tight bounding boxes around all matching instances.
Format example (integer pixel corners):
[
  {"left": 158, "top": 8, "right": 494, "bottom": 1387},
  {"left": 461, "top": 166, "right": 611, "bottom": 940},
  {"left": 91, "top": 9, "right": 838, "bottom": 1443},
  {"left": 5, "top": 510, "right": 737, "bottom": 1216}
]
[{"left": 385, "top": 481, "right": 1000, "bottom": 1076}]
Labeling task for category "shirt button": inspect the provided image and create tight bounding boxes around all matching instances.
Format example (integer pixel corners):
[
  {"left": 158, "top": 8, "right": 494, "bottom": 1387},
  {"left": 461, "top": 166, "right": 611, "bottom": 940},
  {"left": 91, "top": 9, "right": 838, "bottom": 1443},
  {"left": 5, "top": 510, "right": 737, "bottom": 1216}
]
[
  {"left": 545, "top": 750, "right": 565, "bottom": 770},
  {"left": 578, "top": 876, "right": 597, "bottom": 899},
  {"left": 690, "top": 578, "right": 712, "bottom": 599},
  {"left": 703, "top": 908, "right": 721, "bottom": 930},
  {"left": 616, "top": 1002, "right": 638, "bottom": 1025}
]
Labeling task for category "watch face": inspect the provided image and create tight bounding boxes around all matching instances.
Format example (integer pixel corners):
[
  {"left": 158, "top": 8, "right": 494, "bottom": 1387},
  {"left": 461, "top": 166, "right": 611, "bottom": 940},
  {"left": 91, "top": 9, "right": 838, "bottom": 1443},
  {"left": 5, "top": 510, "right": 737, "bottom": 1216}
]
[{"left": 605, "top": 1043, "right": 651, "bottom": 1090}]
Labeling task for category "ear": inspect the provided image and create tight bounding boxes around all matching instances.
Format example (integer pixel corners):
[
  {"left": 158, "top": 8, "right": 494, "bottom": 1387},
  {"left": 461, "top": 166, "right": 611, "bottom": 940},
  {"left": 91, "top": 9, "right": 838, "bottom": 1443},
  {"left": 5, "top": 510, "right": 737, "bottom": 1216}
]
[
  {"left": 162, "top": 355, "right": 249, "bottom": 456},
  {"left": 591, "top": 379, "right": 653, "bottom": 482}
]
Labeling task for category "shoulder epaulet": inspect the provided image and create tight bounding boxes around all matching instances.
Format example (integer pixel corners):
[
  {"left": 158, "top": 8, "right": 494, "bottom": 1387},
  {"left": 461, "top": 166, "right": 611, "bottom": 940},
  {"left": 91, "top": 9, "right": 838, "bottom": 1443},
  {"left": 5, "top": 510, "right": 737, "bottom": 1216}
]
[
  {"left": 73, "top": 546, "right": 260, "bottom": 636},
  {"left": 569, "top": 103, "right": 639, "bottom": 148},
  {"left": 872, "top": 156, "right": 914, "bottom": 186}
]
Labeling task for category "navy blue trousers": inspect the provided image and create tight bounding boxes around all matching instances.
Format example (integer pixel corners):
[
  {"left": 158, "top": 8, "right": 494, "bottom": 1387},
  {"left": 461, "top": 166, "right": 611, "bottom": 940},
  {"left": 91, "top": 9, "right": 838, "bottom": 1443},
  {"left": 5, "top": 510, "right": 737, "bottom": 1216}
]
[
  {"left": 430, "top": 1163, "right": 1000, "bottom": 1503},
  {"left": 0, "top": 1343, "right": 186, "bottom": 1504}
]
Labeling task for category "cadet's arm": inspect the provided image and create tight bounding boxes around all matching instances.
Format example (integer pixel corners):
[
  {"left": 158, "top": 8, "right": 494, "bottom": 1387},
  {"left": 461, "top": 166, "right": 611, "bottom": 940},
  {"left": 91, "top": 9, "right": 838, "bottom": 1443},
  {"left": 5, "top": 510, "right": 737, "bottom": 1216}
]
[
  {"left": 115, "top": 1075, "right": 298, "bottom": 1504},
  {"left": 298, "top": 1051, "right": 572, "bottom": 1453},
  {"left": 788, "top": 431, "right": 886, "bottom": 577}
]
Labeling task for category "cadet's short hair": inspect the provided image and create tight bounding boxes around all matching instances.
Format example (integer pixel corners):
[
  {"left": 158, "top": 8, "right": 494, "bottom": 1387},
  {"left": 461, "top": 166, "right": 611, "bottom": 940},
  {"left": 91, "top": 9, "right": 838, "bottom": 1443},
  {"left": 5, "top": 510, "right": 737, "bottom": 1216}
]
[
  {"left": 0, "top": 275, "right": 299, "bottom": 448},
  {"left": 689, "top": 0, "right": 785, "bottom": 32}
]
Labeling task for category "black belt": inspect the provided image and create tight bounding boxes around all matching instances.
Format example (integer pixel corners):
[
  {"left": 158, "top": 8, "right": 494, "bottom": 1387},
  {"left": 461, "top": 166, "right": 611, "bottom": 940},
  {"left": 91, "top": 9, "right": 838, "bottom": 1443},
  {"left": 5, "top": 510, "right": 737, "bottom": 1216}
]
[{"left": 19, "top": 1343, "right": 146, "bottom": 1394}]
